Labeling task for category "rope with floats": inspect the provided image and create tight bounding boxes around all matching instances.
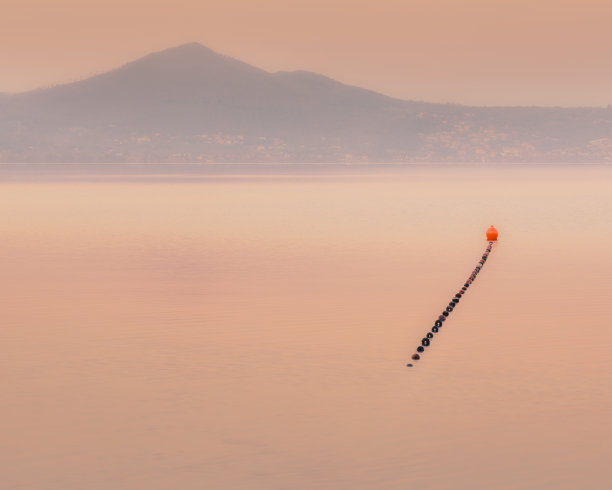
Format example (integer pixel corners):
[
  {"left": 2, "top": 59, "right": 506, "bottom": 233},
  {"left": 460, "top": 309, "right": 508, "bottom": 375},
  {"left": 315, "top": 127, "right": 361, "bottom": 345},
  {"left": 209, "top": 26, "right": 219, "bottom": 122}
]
[{"left": 406, "top": 225, "right": 499, "bottom": 367}]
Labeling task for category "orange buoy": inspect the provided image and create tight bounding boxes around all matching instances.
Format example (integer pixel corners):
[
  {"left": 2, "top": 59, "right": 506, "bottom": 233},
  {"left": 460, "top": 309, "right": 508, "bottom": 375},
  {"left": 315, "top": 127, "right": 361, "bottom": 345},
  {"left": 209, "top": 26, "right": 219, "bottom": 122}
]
[{"left": 486, "top": 225, "right": 498, "bottom": 241}]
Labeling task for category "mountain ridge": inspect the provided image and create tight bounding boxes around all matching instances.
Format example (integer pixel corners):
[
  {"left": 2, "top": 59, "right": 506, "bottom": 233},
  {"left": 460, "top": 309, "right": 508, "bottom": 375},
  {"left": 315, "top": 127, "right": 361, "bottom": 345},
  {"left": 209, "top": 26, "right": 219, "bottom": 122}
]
[{"left": 1, "top": 43, "right": 611, "bottom": 163}]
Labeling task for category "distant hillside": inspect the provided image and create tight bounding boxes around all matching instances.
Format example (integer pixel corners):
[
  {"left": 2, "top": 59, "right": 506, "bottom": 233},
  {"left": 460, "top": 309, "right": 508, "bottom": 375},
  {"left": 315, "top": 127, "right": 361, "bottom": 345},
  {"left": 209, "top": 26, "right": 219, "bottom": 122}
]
[{"left": 1, "top": 43, "right": 611, "bottom": 163}]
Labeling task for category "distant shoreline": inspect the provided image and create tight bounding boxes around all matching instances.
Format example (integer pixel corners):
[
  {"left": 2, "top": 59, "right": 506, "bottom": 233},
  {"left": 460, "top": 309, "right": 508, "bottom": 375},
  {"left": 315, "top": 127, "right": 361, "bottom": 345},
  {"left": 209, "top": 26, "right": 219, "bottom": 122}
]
[{"left": 2, "top": 162, "right": 611, "bottom": 183}]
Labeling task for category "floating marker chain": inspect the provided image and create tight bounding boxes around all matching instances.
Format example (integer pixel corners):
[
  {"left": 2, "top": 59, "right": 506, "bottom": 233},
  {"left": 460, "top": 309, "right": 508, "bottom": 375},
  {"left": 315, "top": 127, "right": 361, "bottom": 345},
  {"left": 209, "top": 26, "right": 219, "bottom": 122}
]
[{"left": 407, "top": 240, "right": 495, "bottom": 366}]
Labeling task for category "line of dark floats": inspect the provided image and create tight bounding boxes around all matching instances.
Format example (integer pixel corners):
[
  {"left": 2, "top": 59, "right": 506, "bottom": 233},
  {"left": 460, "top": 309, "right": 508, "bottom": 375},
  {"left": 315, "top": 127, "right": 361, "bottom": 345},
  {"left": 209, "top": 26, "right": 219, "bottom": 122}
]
[{"left": 406, "top": 241, "right": 494, "bottom": 367}]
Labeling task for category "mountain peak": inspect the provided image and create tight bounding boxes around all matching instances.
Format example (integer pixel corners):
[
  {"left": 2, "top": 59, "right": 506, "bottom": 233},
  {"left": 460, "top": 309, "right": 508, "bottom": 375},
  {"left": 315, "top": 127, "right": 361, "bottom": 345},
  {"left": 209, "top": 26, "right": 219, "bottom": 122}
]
[
  {"left": 175, "top": 42, "right": 209, "bottom": 49},
  {"left": 133, "top": 42, "right": 225, "bottom": 65},
  {"left": 154, "top": 42, "right": 217, "bottom": 56},
  {"left": 117, "top": 42, "right": 267, "bottom": 79}
]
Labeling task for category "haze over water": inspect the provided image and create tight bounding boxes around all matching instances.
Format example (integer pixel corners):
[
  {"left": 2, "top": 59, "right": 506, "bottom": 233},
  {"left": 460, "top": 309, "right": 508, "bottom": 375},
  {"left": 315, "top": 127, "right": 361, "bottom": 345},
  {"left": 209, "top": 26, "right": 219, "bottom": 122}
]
[{"left": 3, "top": 164, "right": 612, "bottom": 489}]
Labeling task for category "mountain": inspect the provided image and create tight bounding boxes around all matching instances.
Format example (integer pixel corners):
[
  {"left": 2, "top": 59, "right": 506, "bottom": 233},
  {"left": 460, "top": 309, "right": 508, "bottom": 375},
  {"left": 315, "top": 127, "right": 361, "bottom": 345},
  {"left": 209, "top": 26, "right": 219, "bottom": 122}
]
[{"left": 1, "top": 43, "right": 611, "bottom": 162}]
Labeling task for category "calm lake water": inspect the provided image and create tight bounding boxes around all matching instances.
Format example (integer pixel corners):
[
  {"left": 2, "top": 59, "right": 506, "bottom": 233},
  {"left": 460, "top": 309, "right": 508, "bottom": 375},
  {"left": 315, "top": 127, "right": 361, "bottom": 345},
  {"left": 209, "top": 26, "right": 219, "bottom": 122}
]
[{"left": 2, "top": 164, "right": 612, "bottom": 489}]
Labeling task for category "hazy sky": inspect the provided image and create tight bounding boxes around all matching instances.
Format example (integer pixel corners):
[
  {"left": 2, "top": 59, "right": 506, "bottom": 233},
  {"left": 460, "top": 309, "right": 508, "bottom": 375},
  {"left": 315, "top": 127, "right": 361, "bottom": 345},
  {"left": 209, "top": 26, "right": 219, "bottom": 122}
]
[{"left": 1, "top": 0, "right": 611, "bottom": 106}]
